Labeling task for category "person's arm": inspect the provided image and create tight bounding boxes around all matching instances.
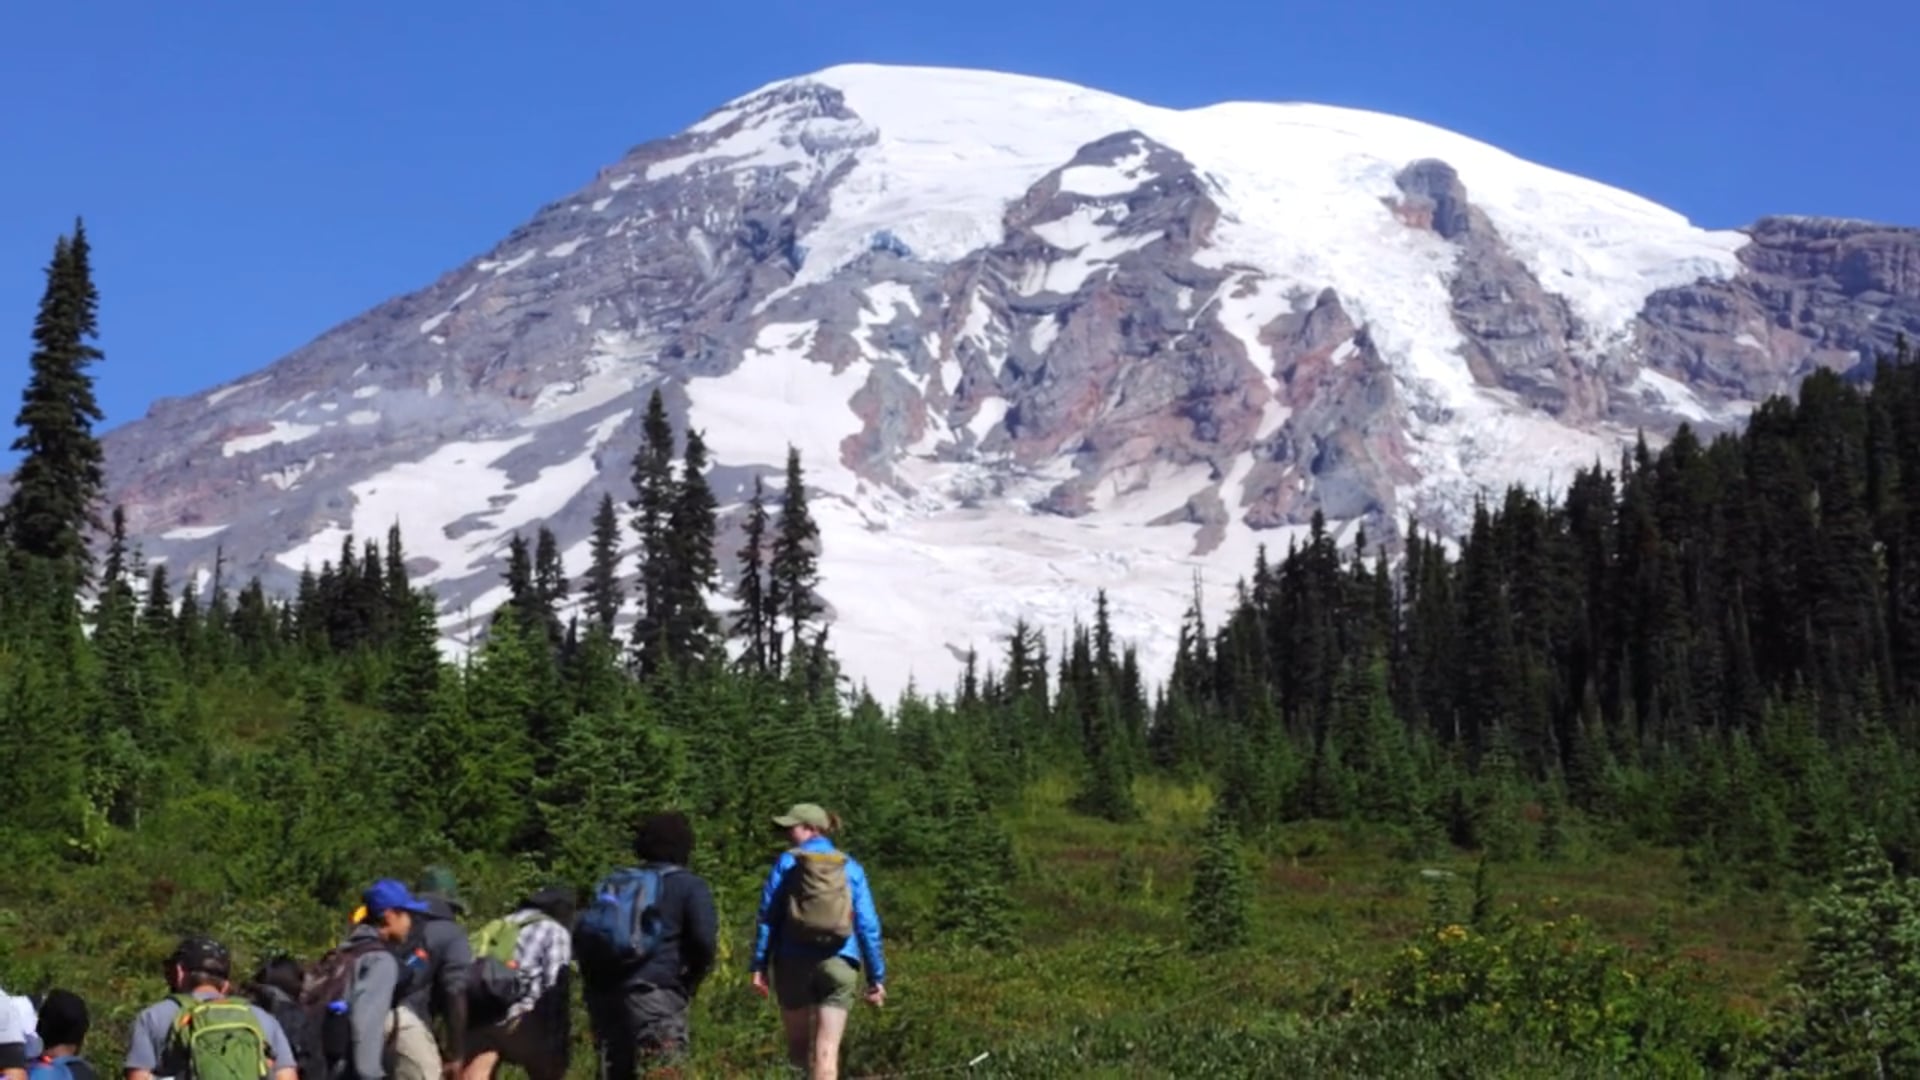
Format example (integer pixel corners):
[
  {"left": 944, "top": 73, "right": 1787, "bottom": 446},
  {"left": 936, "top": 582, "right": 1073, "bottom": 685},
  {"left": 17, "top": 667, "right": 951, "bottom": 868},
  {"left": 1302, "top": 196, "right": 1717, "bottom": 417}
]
[
  {"left": 749, "top": 853, "right": 794, "bottom": 974},
  {"left": 437, "top": 927, "right": 470, "bottom": 1069},
  {"left": 506, "top": 919, "right": 566, "bottom": 1022},
  {"left": 349, "top": 953, "right": 398, "bottom": 1080},
  {"left": 122, "top": 1006, "right": 165, "bottom": 1080},
  {"left": 682, "top": 877, "right": 719, "bottom": 996},
  {"left": 851, "top": 862, "right": 887, "bottom": 990},
  {"left": 255, "top": 1009, "right": 299, "bottom": 1080}
]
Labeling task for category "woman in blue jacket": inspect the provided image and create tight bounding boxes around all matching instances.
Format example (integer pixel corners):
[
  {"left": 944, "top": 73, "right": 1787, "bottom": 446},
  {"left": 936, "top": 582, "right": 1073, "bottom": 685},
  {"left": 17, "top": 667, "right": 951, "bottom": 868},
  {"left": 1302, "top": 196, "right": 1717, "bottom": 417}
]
[{"left": 750, "top": 803, "right": 886, "bottom": 1079}]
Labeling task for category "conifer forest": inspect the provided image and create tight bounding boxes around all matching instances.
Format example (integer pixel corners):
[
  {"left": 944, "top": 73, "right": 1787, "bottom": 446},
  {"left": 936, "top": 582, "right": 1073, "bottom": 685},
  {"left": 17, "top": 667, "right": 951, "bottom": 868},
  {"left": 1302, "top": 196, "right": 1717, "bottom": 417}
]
[{"left": 15, "top": 223, "right": 1920, "bottom": 1076}]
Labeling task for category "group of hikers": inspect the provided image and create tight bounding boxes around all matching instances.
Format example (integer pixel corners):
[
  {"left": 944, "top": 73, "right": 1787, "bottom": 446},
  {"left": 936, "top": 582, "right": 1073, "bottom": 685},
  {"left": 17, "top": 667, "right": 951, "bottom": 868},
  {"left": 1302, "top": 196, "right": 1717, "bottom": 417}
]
[{"left": 0, "top": 803, "right": 886, "bottom": 1080}]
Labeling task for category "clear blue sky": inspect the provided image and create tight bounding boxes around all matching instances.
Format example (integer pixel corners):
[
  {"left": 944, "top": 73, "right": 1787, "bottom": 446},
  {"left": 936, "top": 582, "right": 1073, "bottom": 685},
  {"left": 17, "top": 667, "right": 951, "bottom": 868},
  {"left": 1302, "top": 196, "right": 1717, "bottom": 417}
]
[{"left": 2, "top": 0, "right": 1915, "bottom": 447}]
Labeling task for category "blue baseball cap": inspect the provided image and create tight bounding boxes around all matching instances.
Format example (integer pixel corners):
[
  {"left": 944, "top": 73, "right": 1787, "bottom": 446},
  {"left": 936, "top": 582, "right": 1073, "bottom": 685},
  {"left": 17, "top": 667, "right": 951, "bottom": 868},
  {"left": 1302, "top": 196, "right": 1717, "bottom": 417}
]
[{"left": 362, "top": 878, "right": 431, "bottom": 918}]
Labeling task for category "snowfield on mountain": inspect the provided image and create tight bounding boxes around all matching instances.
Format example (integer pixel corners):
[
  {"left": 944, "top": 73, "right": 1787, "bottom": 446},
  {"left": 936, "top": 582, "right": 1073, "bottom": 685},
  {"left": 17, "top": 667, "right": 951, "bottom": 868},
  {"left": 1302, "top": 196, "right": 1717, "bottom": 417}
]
[{"left": 102, "top": 64, "right": 1920, "bottom": 700}]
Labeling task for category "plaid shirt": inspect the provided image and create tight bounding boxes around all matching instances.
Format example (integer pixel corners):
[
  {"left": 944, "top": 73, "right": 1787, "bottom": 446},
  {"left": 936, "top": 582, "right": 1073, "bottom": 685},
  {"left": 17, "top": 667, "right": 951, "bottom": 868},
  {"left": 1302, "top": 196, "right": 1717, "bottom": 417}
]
[{"left": 508, "top": 908, "right": 572, "bottom": 1020}]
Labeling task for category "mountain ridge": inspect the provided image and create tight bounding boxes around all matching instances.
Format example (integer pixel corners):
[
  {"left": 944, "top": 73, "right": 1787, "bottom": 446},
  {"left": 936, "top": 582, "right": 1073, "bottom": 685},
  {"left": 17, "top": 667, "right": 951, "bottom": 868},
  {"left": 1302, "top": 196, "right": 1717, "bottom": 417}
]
[{"left": 93, "top": 64, "right": 1920, "bottom": 699}]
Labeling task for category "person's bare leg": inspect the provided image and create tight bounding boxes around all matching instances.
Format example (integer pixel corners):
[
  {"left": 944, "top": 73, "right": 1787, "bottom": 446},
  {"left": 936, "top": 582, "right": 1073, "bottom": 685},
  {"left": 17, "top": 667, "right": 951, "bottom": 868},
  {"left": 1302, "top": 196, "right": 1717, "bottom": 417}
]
[
  {"left": 459, "top": 1048, "right": 500, "bottom": 1080},
  {"left": 810, "top": 1006, "right": 850, "bottom": 1079},
  {"left": 780, "top": 1007, "right": 814, "bottom": 1073}
]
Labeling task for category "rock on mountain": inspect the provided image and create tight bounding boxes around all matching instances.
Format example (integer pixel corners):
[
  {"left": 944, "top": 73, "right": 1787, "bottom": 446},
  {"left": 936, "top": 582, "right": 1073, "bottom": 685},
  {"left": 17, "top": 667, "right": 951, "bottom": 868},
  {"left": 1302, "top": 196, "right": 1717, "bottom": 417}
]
[{"left": 103, "top": 64, "right": 1920, "bottom": 701}]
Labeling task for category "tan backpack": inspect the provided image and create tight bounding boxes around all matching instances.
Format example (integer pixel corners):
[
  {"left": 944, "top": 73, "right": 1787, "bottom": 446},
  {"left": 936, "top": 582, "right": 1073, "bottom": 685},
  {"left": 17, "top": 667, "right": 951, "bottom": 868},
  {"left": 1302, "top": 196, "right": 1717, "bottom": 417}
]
[{"left": 783, "top": 848, "right": 854, "bottom": 947}]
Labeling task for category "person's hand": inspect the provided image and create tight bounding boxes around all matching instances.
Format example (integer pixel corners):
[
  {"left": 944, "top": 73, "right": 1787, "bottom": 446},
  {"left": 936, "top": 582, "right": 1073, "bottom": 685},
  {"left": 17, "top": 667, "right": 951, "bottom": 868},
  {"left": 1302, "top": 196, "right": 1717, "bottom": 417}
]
[
  {"left": 865, "top": 983, "right": 886, "bottom": 1008},
  {"left": 751, "top": 970, "right": 770, "bottom": 998}
]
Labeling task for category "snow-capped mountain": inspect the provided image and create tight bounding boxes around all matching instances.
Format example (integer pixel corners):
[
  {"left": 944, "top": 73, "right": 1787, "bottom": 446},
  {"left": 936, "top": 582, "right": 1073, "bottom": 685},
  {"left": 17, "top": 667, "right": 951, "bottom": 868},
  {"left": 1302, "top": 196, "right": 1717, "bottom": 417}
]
[{"left": 105, "top": 64, "right": 1920, "bottom": 700}]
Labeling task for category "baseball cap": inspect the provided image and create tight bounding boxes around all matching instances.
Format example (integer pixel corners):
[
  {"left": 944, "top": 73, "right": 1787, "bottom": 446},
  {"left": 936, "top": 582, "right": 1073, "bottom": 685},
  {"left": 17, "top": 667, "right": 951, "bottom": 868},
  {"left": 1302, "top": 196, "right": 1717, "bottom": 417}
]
[
  {"left": 361, "top": 878, "right": 431, "bottom": 918},
  {"left": 772, "top": 803, "right": 832, "bottom": 830}
]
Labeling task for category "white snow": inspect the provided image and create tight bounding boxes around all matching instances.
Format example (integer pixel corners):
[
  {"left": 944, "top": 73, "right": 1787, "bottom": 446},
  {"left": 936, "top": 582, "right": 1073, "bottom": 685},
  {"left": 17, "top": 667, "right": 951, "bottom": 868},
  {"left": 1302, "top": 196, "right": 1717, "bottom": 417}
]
[
  {"left": 262, "top": 459, "right": 321, "bottom": 491},
  {"left": 967, "top": 398, "right": 1009, "bottom": 442},
  {"left": 427, "top": 373, "right": 445, "bottom": 397},
  {"left": 453, "top": 283, "right": 479, "bottom": 306},
  {"left": 545, "top": 237, "right": 587, "bottom": 259},
  {"left": 205, "top": 376, "right": 269, "bottom": 408},
  {"left": 522, "top": 331, "right": 651, "bottom": 427},
  {"left": 1735, "top": 332, "right": 1763, "bottom": 349},
  {"left": 222, "top": 421, "right": 322, "bottom": 457},
  {"left": 1635, "top": 368, "right": 1713, "bottom": 424},
  {"left": 1017, "top": 207, "right": 1161, "bottom": 295},
  {"left": 346, "top": 410, "right": 380, "bottom": 426},
  {"left": 608, "top": 174, "right": 636, "bottom": 191},
  {"left": 275, "top": 431, "right": 605, "bottom": 587},
  {"left": 489, "top": 251, "right": 536, "bottom": 276},
  {"left": 1057, "top": 138, "right": 1157, "bottom": 197},
  {"left": 419, "top": 311, "right": 451, "bottom": 335},
  {"left": 1029, "top": 316, "right": 1060, "bottom": 355},
  {"left": 592, "top": 197, "right": 614, "bottom": 212},
  {"left": 686, "top": 321, "right": 870, "bottom": 491},
  {"left": 162, "top": 524, "right": 229, "bottom": 541},
  {"left": 353, "top": 385, "right": 382, "bottom": 399}
]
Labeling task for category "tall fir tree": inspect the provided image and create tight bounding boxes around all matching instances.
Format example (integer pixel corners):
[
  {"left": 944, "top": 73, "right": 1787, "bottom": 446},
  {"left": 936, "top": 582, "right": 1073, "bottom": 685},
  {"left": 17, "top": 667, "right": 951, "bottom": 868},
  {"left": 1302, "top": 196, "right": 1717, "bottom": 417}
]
[
  {"left": 768, "top": 445, "right": 822, "bottom": 673},
  {"left": 662, "top": 427, "right": 720, "bottom": 669},
  {"left": 5, "top": 220, "right": 106, "bottom": 589},
  {"left": 583, "top": 492, "right": 624, "bottom": 635},
  {"left": 732, "top": 475, "right": 773, "bottom": 675},
  {"left": 629, "top": 388, "right": 677, "bottom": 673}
]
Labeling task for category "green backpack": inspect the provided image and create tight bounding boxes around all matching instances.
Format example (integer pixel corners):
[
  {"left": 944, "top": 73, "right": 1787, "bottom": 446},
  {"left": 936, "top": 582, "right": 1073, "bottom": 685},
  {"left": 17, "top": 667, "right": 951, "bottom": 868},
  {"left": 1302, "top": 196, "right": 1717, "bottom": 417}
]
[
  {"left": 784, "top": 848, "right": 855, "bottom": 947},
  {"left": 165, "top": 994, "right": 271, "bottom": 1080},
  {"left": 467, "top": 914, "right": 546, "bottom": 1027}
]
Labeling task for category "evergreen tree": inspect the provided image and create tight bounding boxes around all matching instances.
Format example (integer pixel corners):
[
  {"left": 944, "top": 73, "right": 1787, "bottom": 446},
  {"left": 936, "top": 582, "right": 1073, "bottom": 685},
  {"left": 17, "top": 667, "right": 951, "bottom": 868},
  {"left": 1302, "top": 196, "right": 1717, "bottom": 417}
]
[
  {"left": 733, "top": 475, "right": 773, "bottom": 675},
  {"left": 5, "top": 220, "right": 106, "bottom": 588},
  {"left": 1187, "top": 800, "right": 1251, "bottom": 952},
  {"left": 768, "top": 446, "right": 822, "bottom": 673},
  {"left": 583, "top": 492, "right": 624, "bottom": 634},
  {"left": 661, "top": 427, "right": 719, "bottom": 669},
  {"left": 629, "top": 388, "right": 677, "bottom": 673}
]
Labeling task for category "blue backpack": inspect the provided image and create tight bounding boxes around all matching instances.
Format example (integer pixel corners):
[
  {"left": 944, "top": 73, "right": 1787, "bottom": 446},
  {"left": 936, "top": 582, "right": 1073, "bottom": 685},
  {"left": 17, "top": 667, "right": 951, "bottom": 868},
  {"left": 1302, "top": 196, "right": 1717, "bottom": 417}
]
[
  {"left": 574, "top": 866, "right": 679, "bottom": 977},
  {"left": 29, "top": 1055, "right": 79, "bottom": 1080}
]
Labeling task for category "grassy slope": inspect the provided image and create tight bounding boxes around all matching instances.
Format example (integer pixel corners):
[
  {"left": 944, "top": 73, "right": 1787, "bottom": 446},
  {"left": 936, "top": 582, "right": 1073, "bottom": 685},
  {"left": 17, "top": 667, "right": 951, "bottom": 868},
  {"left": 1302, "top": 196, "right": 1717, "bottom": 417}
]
[{"left": 2, "top": 765, "right": 1798, "bottom": 1079}]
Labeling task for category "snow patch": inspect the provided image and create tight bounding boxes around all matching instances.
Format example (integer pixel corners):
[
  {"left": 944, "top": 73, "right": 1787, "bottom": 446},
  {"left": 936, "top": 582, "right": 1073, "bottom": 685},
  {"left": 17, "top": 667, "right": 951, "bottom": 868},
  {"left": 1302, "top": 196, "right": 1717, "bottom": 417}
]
[
  {"left": 968, "top": 398, "right": 1009, "bottom": 442},
  {"left": 205, "top": 376, "right": 269, "bottom": 408},
  {"left": 489, "top": 251, "right": 536, "bottom": 276},
  {"left": 419, "top": 311, "right": 451, "bottom": 335},
  {"left": 162, "top": 524, "right": 229, "bottom": 541},
  {"left": 1635, "top": 368, "right": 1712, "bottom": 424},
  {"left": 346, "top": 410, "right": 380, "bottom": 426},
  {"left": 545, "top": 237, "right": 587, "bottom": 259},
  {"left": 223, "top": 422, "right": 322, "bottom": 457},
  {"left": 353, "top": 385, "right": 382, "bottom": 399},
  {"left": 427, "top": 373, "right": 445, "bottom": 397},
  {"left": 1057, "top": 139, "right": 1157, "bottom": 197},
  {"left": 1029, "top": 316, "right": 1060, "bottom": 355},
  {"left": 591, "top": 196, "right": 613, "bottom": 212},
  {"left": 687, "top": 321, "right": 869, "bottom": 491},
  {"left": 608, "top": 174, "right": 635, "bottom": 191}
]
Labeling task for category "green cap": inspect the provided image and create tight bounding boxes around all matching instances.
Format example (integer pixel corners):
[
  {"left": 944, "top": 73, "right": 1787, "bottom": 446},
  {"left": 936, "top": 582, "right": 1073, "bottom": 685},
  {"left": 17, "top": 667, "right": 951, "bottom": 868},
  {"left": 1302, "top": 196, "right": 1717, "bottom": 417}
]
[
  {"left": 772, "top": 803, "right": 832, "bottom": 831},
  {"left": 415, "top": 865, "right": 468, "bottom": 915}
]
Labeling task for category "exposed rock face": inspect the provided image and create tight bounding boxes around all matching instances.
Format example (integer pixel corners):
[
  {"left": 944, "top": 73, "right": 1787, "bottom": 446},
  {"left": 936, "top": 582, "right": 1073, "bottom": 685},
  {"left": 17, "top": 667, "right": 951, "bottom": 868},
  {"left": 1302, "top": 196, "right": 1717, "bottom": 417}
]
[{"left": 86, "top": 64, "right": 1920, "bottom": 700}]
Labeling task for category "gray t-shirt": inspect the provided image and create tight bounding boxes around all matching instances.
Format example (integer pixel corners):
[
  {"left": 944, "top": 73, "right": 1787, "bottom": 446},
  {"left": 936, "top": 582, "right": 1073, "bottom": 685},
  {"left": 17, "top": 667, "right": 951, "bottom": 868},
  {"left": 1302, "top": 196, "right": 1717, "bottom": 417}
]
[
  {"left": 0, "top": 993, "right": 25, "bottom": 1072},
  {"left": 124, "top": 991, "right": 296, "bottom": 1077}
]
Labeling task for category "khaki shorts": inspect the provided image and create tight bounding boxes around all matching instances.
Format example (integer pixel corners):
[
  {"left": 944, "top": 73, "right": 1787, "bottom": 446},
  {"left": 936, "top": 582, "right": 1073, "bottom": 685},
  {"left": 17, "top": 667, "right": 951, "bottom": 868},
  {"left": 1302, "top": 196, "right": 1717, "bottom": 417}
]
[
  {"left": 772, "top": 956, "right": 859, "bottom": 1011},
  {"left": 384, "top": 1007, "right": 442, "bottom": 1080}
]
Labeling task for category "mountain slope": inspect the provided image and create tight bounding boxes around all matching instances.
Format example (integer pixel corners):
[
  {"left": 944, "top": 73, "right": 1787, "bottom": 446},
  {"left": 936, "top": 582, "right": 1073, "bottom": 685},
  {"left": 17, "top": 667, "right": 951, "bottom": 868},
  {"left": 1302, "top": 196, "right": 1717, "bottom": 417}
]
[{"left": 103, "top": 64, "right": 1920, "bottom": 699}]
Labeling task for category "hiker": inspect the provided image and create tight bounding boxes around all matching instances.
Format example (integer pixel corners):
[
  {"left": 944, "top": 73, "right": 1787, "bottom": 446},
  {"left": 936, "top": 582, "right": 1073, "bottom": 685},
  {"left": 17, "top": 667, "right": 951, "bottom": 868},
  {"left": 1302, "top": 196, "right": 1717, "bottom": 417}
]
[
  {"left": 29, "top": 989, "right": 96, "bottom": 1080},
  {"left": 0, "top": 985, "right": 26, "bottom": 1080},
  {"left": 461, "top": 887, "right": 574, "bottom": 1080},
  {"left": 124, "top": 936, "right": 298, "bottom": 1080},
  {"left": 405, "top": 869, "right": 471, "bottom": 1080},
  {"left": 1, "top": 986, "right": 37, "bottom": 1062},
  {"left": 245, "top": 959, "right": 320, "bottom": 1080},
  {"left": 575, "top": 811, "right": 718, "bottom": 1080},
  {"left": 324, "top": 879, "right": 435, "bottom": 1080},
  {"left": 750, "top": 804, "right": 887, "bottom": 1080}
]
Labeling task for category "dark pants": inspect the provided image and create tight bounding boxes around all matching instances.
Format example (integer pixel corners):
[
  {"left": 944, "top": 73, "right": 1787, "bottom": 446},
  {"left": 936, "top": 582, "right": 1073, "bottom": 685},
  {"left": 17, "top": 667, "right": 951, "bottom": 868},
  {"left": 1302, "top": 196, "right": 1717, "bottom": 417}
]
[{"left": 585, "top": 985, "right": 690, "bottom": 1080}]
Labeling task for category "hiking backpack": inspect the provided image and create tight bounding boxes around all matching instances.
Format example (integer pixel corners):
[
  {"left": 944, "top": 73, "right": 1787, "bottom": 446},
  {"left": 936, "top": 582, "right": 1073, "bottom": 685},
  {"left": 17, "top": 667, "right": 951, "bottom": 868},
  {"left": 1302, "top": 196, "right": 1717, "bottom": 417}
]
[
  {"left": 574, "top": 867, "right": 678, "bottom": 977},
  {"left": 27, "top": 1055, "right": 78, "bottom": 1080},
  {"left": 163, "top": 994, "right": 271, "bottom": 1080},
  {"left": 296, "top": 939, "right": 390, "bottom": 1074},
  {"left": 782, "top": 848, "right": 854, "bottom": 948},
  {"left": 465, "top": 913, "right": 549, "bottom": 1027}
]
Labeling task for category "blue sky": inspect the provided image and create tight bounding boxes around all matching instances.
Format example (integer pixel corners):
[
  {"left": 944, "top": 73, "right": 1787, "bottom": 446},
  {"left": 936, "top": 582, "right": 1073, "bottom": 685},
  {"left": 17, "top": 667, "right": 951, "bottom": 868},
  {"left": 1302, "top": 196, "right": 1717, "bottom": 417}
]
[{"left": 2, "top": 0, "right": 1915, "bottom": 446}]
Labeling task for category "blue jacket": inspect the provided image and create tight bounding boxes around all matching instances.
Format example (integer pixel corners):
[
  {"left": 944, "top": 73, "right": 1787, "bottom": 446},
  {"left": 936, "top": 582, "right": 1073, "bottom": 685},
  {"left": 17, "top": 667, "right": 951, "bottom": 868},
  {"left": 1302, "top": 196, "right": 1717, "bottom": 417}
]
[{"left": 750, "top": 836, "right": 886, "bottom": 985}]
